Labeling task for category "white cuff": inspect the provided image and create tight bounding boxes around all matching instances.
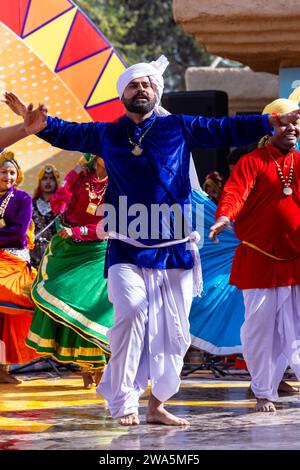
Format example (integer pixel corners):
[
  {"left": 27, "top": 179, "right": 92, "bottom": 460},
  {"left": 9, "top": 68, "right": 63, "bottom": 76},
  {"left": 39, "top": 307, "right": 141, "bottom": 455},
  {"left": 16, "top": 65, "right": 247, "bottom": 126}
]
[{"left": 80, "top": 226, "right": 88, "bottom": 236}]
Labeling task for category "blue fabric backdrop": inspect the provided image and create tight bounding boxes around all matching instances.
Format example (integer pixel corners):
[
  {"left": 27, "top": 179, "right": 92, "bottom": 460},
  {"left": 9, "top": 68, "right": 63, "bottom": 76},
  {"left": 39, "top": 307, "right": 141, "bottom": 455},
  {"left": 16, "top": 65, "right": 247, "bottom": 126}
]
[{"left": 190, "top": 189, "right": 244, "bottom": 355}]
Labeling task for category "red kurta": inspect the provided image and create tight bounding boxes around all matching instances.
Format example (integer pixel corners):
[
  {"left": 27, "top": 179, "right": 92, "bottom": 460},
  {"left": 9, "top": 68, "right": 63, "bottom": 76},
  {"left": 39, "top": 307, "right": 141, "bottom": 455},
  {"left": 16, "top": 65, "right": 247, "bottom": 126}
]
[
  {"left": 50, "top": 169, "right": 108, "bottom": 241},
  {"left": 216, "top": 144, "right": 300, "bottom": 289}
]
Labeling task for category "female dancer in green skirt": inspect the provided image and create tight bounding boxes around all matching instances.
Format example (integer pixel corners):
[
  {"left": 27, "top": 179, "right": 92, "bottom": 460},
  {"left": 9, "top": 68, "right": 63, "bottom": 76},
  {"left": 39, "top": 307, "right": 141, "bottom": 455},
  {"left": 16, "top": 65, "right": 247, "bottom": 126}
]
[{"left": 26, "top": 154, "right": 113, "bottom": 388}]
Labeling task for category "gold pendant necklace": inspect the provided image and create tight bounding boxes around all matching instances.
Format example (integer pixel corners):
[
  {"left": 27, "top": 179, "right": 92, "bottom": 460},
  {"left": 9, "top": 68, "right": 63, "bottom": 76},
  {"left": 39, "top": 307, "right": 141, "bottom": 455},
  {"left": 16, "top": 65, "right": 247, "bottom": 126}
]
[
  {"left": 86, "top": 202, "right": 98, "bottom": 215},
  {"left": 85, "top": 180, "right": 108, "bottom": 215},
  {"left": 131, "top": 145, "right": 143, "bottom": 156},
  {"left": 127, "top": 116, "right": 157, "bottom": 156},
  {"left": 270, "top": 153, "right": 294, "bottom": 196}
]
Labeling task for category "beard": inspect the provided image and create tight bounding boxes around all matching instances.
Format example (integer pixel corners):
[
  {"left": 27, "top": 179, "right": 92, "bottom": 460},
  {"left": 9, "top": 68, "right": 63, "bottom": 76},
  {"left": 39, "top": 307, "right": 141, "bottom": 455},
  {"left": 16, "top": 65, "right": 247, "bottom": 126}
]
[{"left": 122, "top": 93, "right": 156, "bottom": 114}]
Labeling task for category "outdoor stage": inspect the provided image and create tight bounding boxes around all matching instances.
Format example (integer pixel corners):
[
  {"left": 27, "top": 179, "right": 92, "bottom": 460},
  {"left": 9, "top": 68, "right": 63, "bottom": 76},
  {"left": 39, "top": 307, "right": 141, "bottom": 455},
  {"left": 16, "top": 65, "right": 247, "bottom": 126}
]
[{"left": 0, "top": 372, "right": 300, "bottom": 451}]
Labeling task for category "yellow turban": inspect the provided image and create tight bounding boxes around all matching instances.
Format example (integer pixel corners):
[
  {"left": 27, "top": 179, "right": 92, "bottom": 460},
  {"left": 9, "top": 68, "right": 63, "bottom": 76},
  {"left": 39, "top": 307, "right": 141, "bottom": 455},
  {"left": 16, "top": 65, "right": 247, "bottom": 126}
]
[
  {"left": 0, "top": 151, "right": 23, "bottom": 186},
  {"left": 37, "top": 164, "right": 60, "bottom": 185},
  {"left": 259, "top": 85, "right": 300, "bottom": 147},
  {"left": 263, "top": 84, "right": 300, "bottom": 114},
  {"left": 33, "top": 164, "right": 60, "bottom": 199}
]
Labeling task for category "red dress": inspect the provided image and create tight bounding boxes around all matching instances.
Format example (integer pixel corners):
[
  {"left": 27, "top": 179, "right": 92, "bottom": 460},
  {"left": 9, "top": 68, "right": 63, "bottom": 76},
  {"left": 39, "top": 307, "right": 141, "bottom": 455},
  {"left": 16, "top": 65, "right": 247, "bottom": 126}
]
[
  {"left": 216, "top": 144, "right": 300, "bottom": 289},
  {"left": 50, "top": 169, "right": 108, "bottom": 240}
]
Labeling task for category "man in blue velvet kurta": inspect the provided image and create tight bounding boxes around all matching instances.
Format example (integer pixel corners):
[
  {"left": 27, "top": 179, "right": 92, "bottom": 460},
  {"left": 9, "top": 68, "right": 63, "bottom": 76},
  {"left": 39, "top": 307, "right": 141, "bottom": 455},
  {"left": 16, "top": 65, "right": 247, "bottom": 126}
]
[{"left": 30, "top": 56, "right": 300, "bottom": 426}]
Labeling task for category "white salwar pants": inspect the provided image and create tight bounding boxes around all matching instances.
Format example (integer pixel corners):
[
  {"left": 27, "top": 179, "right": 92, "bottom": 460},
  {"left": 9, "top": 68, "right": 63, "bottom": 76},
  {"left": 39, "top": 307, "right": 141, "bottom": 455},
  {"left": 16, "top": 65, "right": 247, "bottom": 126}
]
[
  {"left": 97, "top": 263, "right": 193, "bottom": 418},
  {"left": 242, "top": 285, "right": 300, "bottom": 401}
]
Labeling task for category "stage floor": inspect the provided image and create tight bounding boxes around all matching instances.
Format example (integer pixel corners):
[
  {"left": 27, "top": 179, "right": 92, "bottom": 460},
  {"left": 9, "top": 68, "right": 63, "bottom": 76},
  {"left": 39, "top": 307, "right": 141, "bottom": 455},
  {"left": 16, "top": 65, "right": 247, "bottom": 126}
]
[{"left": 0, "top": 372, "right": 300, "bottom": 450}]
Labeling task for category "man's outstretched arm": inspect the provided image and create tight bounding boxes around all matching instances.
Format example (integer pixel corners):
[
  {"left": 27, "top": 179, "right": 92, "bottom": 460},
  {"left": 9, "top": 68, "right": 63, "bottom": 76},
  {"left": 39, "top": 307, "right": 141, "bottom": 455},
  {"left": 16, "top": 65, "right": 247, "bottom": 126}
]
[
  {"left": 0, "top": 123, "right": 28, "bottom": 149},
  {"left": 3, "top": 91, "right": 104, "bottom": 156},
  {"left": 36, "top": 116, "right": 104, "bottom": 156},
  {"left": 0, "top": 99, "right": 47, "bottom": 148},
  {"left": 185, "top": 109, "right": 300, "bottom": 150}
]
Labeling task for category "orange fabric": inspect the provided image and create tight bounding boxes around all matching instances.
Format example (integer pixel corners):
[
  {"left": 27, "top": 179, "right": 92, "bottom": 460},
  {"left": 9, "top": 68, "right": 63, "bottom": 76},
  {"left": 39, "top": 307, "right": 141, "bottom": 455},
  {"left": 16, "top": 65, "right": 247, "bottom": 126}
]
[
  {"left": 0, "top": 250, "right": 39, "bottom": 364},
  {"left": 0, "top": 250, "right": 36, "bottom": 314},
  {"left": 26, "top": 219, "right": 35, "bottom": 251},
  {"left": 216, "top": 145, "right": 300, "bottom": 289},
  {"left": 0, "top": 312, "right": 40, "bottom": 364}
]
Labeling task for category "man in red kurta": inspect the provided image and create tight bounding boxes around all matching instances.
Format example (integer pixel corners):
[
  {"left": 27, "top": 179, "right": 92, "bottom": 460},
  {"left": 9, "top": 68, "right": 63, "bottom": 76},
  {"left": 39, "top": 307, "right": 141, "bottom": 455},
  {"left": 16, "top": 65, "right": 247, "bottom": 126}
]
[{"left": 209, "top": 94, "right": 300, "bottom": 412}]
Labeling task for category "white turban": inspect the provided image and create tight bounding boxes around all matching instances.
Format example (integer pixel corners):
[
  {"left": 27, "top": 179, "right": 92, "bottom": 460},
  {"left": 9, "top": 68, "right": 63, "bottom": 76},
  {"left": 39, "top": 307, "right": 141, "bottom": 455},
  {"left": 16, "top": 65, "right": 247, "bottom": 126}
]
[
  {"left": 117, "top": 55, "right": 169, "bottom": 115},
  {"left": 117, "top": 55, "right": 201, "bottom": 190}
]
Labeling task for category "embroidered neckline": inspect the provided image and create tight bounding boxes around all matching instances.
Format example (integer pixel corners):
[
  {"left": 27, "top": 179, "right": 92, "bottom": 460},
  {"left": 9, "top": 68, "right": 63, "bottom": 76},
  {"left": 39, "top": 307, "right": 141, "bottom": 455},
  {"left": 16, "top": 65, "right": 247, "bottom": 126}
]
[{"left": 36, "top": 197, "right": 52, "bottom": 215}]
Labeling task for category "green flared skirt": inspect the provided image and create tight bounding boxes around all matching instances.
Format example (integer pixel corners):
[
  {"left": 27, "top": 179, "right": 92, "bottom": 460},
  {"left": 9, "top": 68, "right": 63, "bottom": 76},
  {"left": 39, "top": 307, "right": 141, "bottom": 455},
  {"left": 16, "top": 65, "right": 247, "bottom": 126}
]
[{"left": 26, "top": 234, "right": 114, "bottom": 369}]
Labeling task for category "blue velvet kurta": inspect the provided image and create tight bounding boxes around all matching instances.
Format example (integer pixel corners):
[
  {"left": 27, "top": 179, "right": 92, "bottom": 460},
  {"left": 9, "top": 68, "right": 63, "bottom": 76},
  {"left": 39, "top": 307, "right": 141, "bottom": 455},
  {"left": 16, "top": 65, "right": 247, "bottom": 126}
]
[{"left": 37, "top": 112, "right": 272, "bottom": 271}]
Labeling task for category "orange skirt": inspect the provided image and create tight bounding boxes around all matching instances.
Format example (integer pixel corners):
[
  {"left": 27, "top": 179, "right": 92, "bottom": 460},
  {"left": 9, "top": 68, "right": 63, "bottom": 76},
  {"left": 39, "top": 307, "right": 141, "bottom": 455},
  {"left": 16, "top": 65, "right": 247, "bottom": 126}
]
[{"left": 0, "top": 250, "right": 40, "bottom": 364}]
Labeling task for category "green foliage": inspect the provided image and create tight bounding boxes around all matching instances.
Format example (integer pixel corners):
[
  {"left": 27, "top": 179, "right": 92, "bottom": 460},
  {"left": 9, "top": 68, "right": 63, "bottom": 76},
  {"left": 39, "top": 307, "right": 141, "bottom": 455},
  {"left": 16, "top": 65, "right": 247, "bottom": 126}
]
[{"left": 75, "top": 0, "right": 211, "bottom": 90}]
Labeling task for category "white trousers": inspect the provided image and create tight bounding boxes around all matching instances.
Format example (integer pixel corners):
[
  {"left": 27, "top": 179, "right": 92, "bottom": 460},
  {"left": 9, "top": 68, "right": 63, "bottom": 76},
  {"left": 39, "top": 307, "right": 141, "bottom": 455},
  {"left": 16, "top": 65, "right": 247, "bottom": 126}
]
[
  {"left": 242, "top": 286, "right": 300, "bottom": 401},
  {"left": 97, "top": 264, "right": 193, "bottom": 418}
]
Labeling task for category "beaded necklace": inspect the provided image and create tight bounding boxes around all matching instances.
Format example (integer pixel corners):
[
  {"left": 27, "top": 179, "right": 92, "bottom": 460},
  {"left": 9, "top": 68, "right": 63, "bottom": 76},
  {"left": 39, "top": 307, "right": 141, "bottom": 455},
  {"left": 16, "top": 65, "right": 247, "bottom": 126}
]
[
  {"left": 270, "top": 153, "right": 294, "bottom": 196},
  {"left": 0, "top": 190, "right": 14, "bottom": 227}
]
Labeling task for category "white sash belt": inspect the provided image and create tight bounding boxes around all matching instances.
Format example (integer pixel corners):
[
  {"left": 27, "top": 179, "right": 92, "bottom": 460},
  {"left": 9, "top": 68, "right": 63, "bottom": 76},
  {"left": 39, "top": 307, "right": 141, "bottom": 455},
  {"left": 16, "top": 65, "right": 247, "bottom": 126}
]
[{"left": 109, "top": 231, "right": 202, "bottom": 297}]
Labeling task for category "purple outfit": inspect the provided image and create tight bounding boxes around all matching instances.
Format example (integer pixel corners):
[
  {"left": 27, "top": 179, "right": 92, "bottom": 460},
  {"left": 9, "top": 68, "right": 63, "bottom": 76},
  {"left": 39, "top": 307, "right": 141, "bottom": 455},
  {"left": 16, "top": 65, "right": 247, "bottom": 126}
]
[{"left": 0, "top": 187, "right": 32, "bottom": 249}]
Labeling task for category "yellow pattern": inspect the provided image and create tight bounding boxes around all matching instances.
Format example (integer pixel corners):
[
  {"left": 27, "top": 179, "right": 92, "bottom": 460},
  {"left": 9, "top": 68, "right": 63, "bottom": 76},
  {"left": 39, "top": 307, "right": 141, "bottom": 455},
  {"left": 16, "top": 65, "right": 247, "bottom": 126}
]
[
  {"left": 27, "top": 330, "right": 102, "bottom": 357},
  {"left": 0, "top": 417, "right": 51, "bottom": 432},
  {"left": 1, "top": 389, "right": 103, "bottom": 399},
  {"left": 24, "top": 8, "right": 77, "bottom": 71},
  {"left": 0, "top": 398, "right": 104, "bottom": 412},
  {"left": 242, "top": 240, "right": 298, "bottom": 261},
  {"left": 35, "top": 280, "right": 109, "bottom": 337},
  {"left": 141, "top": 400, "right": 256, "bottom": 407},
  {"left": 87, "top": 52, "right": 125, "bottom": 107},
  {"left": 32, "top": 295, "right": 110, "bottom": 354}
]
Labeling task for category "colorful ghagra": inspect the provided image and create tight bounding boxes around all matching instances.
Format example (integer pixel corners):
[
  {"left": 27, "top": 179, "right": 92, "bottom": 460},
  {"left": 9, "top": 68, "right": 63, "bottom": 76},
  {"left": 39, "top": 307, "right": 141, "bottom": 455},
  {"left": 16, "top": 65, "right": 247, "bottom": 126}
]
[
  {"left": 26, "top": 169, "right": 113, "bottom": 369},
  {"left": 0, "top": 187, "right": 39, "bottom": 364},
  {"left": 189, "top": 189, "right": 244, "bottom": 355}
]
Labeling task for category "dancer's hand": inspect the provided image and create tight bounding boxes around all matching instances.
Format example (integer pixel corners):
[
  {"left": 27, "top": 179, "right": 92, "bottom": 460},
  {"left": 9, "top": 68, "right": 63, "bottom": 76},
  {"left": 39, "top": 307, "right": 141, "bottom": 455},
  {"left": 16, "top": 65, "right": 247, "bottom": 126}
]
[
  {"left": 58, "top": 227, "right": 72, "bottom": 239},
  {"left": 2, "top": 91, "right": 27, "bottom": 117},
  {"left": 24, "top": 102, "right": 48, "bottom": 135},
  {"left": 268, "top": 109, "right": 300, "bottom": 127},
  {"left": 209, "top": 216, "right": 231, "bottom": 243},
  {"left": 74, "top": 164, "right": 89, "bottom": 175}
]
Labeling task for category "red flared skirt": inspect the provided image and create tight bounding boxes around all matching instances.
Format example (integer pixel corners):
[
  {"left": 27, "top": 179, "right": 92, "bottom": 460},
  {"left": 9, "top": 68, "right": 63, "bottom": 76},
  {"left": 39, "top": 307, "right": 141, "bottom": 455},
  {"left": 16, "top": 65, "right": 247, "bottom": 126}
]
[{"left": 0, "top": 250, "right": 40, "bottom": 364}]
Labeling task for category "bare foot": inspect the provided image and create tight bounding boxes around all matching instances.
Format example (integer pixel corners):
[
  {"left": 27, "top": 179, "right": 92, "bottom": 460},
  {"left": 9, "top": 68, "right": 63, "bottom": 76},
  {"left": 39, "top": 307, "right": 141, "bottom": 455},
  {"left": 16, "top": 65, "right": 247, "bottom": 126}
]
[
  {"left": 0, "top": 369, "right": 22, "bottom": 384},
  {"left": 248, "top": 380, "right": 299, "bottom": 398},
  {"left": 146, "top": 405, "right": 189, "bottom": 426},
  {"left": 146, "top": 391, "right": 189, "bottom": 426},
  {"left": 81, "top": 371, "right": 94, "bottom": 389},
  {"left": 94, "top": 369, "right": 103, "bottom": 386},
  {"left": 255, "top": 399, "right": 276, "bottom": 412},
  {"left": 118, "top": 413, "right": 140, "bottom": 426},
  {"left": 278, "top": 380, "right": 299, "bottom": 395}
]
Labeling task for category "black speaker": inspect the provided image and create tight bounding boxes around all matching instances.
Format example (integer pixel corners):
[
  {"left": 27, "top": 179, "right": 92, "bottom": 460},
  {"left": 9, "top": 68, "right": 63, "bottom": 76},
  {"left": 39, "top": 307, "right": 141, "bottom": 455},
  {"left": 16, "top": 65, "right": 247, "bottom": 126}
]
[{"left": 161, "top": 91, "right": 229, "bottom": 183}]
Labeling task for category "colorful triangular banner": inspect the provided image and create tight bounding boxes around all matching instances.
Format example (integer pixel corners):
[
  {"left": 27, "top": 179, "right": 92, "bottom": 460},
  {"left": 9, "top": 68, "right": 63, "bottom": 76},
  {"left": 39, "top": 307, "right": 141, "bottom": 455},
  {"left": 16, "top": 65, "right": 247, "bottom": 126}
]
[
  {"left": 87, "top": 99, "right": 125, "bottom": 123},
  {"left": 0, "top": 0, "right": 29, "bottom": 36},
  {"left": 56, "top": 10, "right": 109, "bottom": 72},
  {"left": 22, "top": 0, "right": 74, "bottom": 38},
  {"left": 86, "top": 52, "right": 125, "bottom": 107},
  {"left": 58, "top": 48, "right": 113, "bottom": 104},
  {"left": 24, "top": 7, "right": 77, "bottom": 71}
]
